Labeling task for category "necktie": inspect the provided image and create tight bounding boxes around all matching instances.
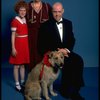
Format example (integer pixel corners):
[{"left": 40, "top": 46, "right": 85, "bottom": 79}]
[{"left": 57, "top": 21, "right": 63, "bottom": 25}]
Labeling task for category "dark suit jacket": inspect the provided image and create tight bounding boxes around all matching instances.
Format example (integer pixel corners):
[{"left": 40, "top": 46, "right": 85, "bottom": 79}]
[{"left": 38, "top": 18, "right": 75, "bottom": 56}]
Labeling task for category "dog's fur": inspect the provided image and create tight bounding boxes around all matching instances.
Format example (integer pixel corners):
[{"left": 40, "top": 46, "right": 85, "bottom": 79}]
[{"left": 24, "top": 51, "right": 64, "bottom": 100}]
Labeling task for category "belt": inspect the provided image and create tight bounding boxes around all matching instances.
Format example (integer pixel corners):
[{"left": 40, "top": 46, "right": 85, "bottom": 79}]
[{"left": 16, "top": 35, "right": 28, "bottom": 37}]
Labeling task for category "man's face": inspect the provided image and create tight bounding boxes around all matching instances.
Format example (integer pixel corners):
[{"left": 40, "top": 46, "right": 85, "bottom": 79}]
[{"left": 52, "top": 4, "right": 64, "bottom": 22}]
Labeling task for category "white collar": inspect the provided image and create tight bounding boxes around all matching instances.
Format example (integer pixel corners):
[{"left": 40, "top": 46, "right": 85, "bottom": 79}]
[
  {"left": 58, "top": 18, "right": 63, "bottom": 22},
  {"left": 56, "top": 18, "right": 63, "bottom": 25},
  {"left": 15, "top": 16, "right": 26, "bottom": 24}
]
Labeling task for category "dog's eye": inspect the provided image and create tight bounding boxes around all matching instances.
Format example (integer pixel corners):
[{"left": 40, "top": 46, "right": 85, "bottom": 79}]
[
  {"left": 61, "top": 56, "right": 64, "bottom": 58},
  {"left": 60, "top": 56, "right": 62, "bottom": 58},
  {"left": 54, "top": 57, "right": 58, "bottom": 60}
]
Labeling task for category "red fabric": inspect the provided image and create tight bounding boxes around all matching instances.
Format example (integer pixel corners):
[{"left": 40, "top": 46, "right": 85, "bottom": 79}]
[
  {"left": 27, "top": 2, "right": 52, "bottom": 69},
  {"left": 39, "top": 64, "right": 44, "bottom": 80},
  {"left": 39, "top": 51, "right": 51, "bottom": 80},
  {"left": 43, "top": 52, "right": 51, "bottom": 66},
  {"left": 9, "top": 18, "right": 30, "bottom": 64},
  {"left": 11, "top": 19, "right": 28, "bottom": 35}
]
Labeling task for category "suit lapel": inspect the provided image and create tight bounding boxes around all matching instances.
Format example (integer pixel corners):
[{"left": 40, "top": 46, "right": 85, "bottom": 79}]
[
  {"left": 54, "top": 19, "right": 66, "bottom": 43},
  {"left": 62, "top": 21, "right": 66, "bottom": 43},
  {"left": 53, "top": 22, "right": 62, "bottom": 42}
]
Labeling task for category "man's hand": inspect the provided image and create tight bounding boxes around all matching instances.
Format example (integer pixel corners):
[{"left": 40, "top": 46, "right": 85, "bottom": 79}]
[{"left": 57, "top": 48, "right": 70, "bottom": 57}]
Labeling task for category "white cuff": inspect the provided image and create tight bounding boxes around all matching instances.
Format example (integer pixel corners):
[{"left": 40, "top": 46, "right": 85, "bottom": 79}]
[{"left": 65, "top": 48, "right": 70, "bottom": 53}]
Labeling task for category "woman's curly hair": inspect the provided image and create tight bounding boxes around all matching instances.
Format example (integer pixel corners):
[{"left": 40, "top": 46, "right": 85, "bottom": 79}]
[{"left": 14, "top": 0, "right": 29, "bottom": 13}]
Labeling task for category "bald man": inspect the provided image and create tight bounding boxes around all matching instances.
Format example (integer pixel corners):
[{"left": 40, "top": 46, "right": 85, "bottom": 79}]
[{"left": 38, "top": 2, "right": 85, "bottom": 100}]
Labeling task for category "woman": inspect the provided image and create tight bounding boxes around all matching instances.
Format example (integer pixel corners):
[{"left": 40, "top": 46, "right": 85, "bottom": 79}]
[
  {"left": 9, "top": 1, "right": 29, "bottom": 92},
  {"left": 26, "top": 0, "right": 52, "bottom": 70}
]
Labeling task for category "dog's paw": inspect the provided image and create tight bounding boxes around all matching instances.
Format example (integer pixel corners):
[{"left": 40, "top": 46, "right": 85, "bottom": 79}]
[
  {"left": 36, "top": 97, "right": 42, "bottom": 100},
  {"left": 32, "top": 97, "right": 42, "bottom": 100},
  {"left": 51, "top": 92, "right": 58, "bottom": 96},
  {"left": 45, "top": 96, "right": 51, "bottom": 100},
  {"left": 46, "top": 98, "right": 51, "bottom": 100}
]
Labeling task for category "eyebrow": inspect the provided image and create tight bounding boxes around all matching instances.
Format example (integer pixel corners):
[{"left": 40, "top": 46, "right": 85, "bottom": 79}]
[{"left": 52, "top": 11, "right": 62, "bottom": 12}]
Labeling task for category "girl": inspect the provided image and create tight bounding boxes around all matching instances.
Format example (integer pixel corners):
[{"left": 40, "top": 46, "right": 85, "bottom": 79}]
[{"left": 9, "top": 1, "right": 29, "bottom": 92}]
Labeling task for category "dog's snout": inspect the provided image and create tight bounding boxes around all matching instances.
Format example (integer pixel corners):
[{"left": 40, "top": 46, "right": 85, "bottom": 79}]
[{"left": 60, "top": 63, "right": 64, "bottom": 66}]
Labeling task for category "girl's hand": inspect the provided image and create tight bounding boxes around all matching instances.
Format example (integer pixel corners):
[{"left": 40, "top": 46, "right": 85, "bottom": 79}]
[{"left": 12, "top": 48, "right": 17, "bottom": 57}]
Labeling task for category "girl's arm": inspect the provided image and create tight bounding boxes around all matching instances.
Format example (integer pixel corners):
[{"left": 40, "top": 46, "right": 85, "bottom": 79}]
[{"left": 11, "top": 31, "right": 17, "bottom": 57}]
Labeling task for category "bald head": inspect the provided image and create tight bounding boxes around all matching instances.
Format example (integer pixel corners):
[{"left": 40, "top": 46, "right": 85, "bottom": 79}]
[
  {"left": 52, "top": 2, "right": 64, "bottom": 22},
  {"left": 52, "top": 2, "right": 63, "bottom": 10}
]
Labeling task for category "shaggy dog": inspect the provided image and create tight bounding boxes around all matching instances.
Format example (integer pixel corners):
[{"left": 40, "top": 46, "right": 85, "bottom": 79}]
[{"left": 24, "top": 51, "right": 64, "bottom": 100}]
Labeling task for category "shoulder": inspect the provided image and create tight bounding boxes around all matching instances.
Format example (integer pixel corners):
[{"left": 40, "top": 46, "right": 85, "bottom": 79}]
[
  {"left": 29, "top": 0, "right": 33, "bottom": 4},
  {"left": 63, "top": 18, "right": 73, "bottom": 27},
  {"left": 63, "top": 18, "right": 72, "bottom": 23},
  {"left": 46, "top": 2, "right": 51, "bottom": 7},
  {"left": 11, "top": 17, "right": 18, "bottom": 25},
  {"left": 41, "top": 20, "right": 51, "bottom": 26},
  {"left": 42, "top": 2, "right": 51, "bottom": 8},
  {"left": 28, "top": 1, "right": 33, "bottom": 7}
]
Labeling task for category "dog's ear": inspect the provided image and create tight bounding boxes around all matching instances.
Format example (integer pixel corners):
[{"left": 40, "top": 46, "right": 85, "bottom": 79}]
[
  {"left": 48, "top": 51, "right": 54, "bottom": 58},
  {"left": 58, "top": 51, "right": 64, "bottom": 56}
]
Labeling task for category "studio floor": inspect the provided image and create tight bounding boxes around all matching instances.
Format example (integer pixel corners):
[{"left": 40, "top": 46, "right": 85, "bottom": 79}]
[{"left": 1, "top": 62, "right": 99, "bottom": 100}]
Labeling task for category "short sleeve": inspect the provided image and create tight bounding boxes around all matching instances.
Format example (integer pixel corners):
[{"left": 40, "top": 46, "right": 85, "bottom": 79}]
[{"left": 11, "top": 19, "right": 17, "bottom": 32}]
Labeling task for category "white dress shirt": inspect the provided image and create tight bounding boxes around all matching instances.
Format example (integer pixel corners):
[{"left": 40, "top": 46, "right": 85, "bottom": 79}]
[{"left": 56, "top": 18, "right": 63, "bottom": 42}]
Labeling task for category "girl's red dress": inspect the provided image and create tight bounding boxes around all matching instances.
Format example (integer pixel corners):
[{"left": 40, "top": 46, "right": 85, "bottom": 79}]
[{"left": 9, "top": 16, "right": 30, "bottom": 64}]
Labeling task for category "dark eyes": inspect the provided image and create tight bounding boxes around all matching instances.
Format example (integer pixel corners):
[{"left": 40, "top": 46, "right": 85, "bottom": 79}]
[
  {"left": 52, "top": 11, "right": 62, "bottom": 13},
  {"left": 61, "top": 56, "right": 63, "bottom": 58},
  {"left": 54, "top": 57, "right": 58, "bottom": 60},
  {"left": 54, "top": 56, "right": 63, "bottom": 60}
]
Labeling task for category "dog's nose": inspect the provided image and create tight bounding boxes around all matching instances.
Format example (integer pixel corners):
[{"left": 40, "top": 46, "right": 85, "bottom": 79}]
[{"left": 60, "top": 63, "right": 64, "bottom": 66}]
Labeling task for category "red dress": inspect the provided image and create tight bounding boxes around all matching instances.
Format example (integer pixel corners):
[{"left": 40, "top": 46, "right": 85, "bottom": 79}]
[{"left": 9, "top": 16, "right": 30, "bottom": 64}]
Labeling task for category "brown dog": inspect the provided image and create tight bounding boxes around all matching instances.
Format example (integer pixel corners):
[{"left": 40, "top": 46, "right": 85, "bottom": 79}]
[{"left": 24, "top": 51, "right": 64, "bottom": 100}]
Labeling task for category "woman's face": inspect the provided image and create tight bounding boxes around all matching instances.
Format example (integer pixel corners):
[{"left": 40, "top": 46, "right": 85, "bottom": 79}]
[{"left": 18, "top": 7, "right": 26, "bottom": 18}]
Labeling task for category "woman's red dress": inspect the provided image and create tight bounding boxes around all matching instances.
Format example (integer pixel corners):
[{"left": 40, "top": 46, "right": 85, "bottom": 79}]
[{"left": 27, "top": 1, "right": 52, "bottom": 69}]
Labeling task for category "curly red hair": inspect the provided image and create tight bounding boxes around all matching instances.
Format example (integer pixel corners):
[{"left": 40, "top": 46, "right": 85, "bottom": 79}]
[{"left": 14, "top": 0, "right": 29, "bottom": 13}]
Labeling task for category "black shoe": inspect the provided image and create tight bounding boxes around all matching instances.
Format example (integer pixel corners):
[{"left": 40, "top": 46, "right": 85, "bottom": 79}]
[
  {"left": 60, "top": 89, "right": 70, "bottom": 99},
  {"left": 69, "top": 92, "right": 85, "bottom": 100},
  {"left": 21, "top": 82, "right": 25, "bottom": 89},
  {"left": 21, "top": 84, "right": 25, "bottom": 89},
  {"left": 15, "top": 87, "right": 24, "bottom": 94},
  {"left": 60, "top": 92, "right": 85, "bottom": 100},
  {"left": 15, "top": 87, "right": 22, "bottom": 92}
]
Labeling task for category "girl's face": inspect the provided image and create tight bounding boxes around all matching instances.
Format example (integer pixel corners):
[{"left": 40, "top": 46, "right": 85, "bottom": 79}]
[{"left": 18, "top": 7, "right": 26, "bottom": 18}]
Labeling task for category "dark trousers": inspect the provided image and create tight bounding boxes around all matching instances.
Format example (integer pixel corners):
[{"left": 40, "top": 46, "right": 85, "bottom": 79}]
[{"left": 60, "top": 52, "right": 85, "bottom": 96}]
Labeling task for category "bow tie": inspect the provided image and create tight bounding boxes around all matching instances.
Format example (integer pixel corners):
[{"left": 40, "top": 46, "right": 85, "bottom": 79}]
[{"left": 56, "top": 21, "right": 63, "bottom": 25}]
